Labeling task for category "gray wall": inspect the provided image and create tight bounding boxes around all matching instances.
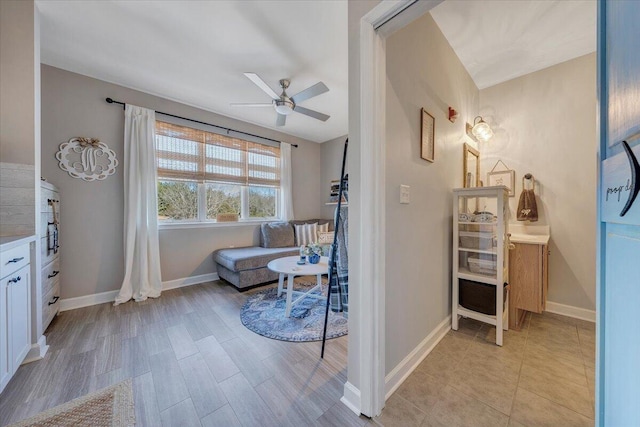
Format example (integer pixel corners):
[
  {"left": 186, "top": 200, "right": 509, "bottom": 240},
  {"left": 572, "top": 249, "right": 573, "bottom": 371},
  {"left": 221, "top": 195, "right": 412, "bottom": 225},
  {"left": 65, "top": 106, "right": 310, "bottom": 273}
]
[
  {"left": 479, "top": 53, "right": 597, "bottom": 311},
  {"left": 41, "top": 65, "right": 324, "bottom": 299},
  {"left": 384, "top": 12, "right": 479, "bottom": 375},
  {"left": 320, "top": 134, "right": 348, "bottom": 219}
]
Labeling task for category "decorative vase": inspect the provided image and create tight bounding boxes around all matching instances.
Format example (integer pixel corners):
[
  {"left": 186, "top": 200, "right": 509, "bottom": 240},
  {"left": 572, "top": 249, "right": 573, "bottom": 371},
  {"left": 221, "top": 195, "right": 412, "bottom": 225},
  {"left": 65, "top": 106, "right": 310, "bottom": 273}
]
[{"left": 308, "top": 253, "right": 320, "bottom": 264}]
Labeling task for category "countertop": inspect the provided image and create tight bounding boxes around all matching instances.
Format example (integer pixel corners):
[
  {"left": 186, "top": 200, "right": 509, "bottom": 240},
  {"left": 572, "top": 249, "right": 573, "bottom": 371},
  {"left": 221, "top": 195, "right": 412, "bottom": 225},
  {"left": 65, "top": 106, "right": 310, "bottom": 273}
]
[
  {"left": 509, "top": 224, "right": 550, "bottom": 245},
  {"left": 0, "top": 234, "right": 36, "bottom": 252}
]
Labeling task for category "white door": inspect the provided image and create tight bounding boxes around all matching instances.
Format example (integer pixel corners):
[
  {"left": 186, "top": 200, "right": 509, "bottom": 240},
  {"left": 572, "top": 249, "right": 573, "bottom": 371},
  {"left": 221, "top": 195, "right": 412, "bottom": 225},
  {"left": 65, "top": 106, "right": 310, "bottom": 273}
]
[{"left": 598, "top": 1, "right": 640, "bottom": 425}]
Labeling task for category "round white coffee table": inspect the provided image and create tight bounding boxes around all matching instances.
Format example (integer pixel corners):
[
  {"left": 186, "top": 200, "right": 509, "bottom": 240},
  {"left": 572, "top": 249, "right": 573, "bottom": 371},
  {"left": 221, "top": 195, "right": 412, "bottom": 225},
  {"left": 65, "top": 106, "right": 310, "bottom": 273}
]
[{"left": 267, "top": 255, "right": 329, "bottom": 317}]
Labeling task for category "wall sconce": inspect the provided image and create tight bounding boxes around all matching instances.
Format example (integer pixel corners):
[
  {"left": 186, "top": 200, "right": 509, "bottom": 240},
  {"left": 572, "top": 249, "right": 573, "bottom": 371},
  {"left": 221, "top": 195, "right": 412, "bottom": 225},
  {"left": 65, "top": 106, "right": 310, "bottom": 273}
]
[
  {"left": 448, "top": 107, "right": 459, "bottom": 123},
  {"left": 467, "top": 116, "right": 494, "bottom": 142}
]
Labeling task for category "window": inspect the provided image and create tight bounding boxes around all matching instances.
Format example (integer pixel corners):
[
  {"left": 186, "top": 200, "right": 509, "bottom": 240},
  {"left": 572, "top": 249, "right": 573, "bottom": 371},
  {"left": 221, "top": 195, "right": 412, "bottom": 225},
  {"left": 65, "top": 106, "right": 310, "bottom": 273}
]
[{"left": 155, "top": 121, "right": 281, "bottom": 223}]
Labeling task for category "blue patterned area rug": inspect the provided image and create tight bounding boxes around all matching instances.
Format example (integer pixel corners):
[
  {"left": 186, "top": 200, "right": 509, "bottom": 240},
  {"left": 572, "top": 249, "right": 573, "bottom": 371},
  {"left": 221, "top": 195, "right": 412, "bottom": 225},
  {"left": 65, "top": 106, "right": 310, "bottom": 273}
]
[{"left": 240, "top": 285, "right": 348, "bottom": 342}]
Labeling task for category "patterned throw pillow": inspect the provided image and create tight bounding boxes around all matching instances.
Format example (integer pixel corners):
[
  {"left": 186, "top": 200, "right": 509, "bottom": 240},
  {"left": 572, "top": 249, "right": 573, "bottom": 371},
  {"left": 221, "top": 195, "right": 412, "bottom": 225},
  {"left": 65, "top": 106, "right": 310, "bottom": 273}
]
[{"left": 295, "top": 223, "right": 318, "bottom": 246}]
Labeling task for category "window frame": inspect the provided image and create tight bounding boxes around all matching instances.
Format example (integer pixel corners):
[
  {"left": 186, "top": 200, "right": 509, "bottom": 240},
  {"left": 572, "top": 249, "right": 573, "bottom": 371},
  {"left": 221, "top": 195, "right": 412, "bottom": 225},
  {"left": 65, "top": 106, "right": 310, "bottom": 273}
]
[{"left": 155, "top": 120, "right": 282, "bottom": 226}]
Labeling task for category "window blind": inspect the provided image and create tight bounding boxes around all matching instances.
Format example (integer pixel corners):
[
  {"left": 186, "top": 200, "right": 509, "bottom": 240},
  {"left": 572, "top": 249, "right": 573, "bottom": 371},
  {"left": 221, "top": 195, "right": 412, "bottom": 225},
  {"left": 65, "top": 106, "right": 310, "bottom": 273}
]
[{"left": 156, "top": 121, "right": 281, "bottom": 187}]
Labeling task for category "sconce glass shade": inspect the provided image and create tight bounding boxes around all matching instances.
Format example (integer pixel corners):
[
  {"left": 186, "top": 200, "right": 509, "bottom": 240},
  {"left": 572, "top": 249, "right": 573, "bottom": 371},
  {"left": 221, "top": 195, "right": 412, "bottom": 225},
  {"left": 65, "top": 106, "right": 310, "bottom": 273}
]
[{"left": 472, "top": 116, "right": 494, "bottom": 142}]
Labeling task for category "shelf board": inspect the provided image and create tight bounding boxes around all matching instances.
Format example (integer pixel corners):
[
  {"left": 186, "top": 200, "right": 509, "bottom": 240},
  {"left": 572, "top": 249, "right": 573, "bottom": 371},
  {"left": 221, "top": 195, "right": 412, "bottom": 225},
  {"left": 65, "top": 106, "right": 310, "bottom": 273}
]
[
  {"left": 458, "top": 248, "right": 497, "bottom": 255},
  {"left": 457, "top": 268, "right": 497, "bottom": 285},
  {"left": 457, "top": 221, "right": 497, "bottom": 225},
  {"left": 456, "top": 304, "right": 508, "bottom": 327}
]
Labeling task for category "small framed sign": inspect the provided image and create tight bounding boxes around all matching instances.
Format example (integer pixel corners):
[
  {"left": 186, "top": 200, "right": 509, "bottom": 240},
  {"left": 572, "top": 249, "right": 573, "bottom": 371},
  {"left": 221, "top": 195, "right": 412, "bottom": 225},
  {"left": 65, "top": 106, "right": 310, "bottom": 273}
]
[
  {"left": 421, "top": 108, "right": 435, "bottom": 162},
  {"left": 488, "top": 170, "right": 516, "bottom": 196}
]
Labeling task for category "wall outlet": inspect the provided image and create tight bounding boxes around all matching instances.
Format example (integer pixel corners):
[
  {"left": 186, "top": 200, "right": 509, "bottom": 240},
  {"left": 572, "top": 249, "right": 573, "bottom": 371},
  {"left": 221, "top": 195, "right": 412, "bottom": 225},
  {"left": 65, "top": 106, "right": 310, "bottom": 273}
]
[{"left": 400, "top": 185, "right": 410, "bottom": 204}]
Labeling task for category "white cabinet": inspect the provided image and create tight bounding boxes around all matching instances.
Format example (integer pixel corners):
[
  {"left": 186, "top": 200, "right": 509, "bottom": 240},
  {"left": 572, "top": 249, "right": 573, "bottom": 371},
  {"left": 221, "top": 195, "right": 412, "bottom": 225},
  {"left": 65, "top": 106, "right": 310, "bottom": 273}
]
[
  {"left": 40, "top": 181, "right": 61, "bottom": 332},
  {"left": 0, "top": 240, "right": 32, "bottom": 393},
  {"left": 452, "top": 186, "right": 509, "bottom": 346}
]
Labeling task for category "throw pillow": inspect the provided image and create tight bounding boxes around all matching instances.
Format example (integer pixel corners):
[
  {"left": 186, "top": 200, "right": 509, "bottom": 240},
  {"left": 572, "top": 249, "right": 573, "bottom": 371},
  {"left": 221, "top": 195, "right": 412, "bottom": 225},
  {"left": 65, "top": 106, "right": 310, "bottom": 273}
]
[
  {"left": 261, "top": 222, "right": 295, "bottom": 248},
  {"left": 318, "top": 231, "right": 334, "bottom": 244},
  {"left": 318, "top": 223, "right": 329, "bottom": 234},
  {"left": 295, "top": 223, "right": 318, "bottom": 246}
]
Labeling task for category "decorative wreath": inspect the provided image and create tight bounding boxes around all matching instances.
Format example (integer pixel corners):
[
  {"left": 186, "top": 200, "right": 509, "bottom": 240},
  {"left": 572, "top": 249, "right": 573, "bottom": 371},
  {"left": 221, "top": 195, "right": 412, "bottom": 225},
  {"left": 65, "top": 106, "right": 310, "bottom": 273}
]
[{"left": 56, "top": 137, "right": 118, "bottom": 181}]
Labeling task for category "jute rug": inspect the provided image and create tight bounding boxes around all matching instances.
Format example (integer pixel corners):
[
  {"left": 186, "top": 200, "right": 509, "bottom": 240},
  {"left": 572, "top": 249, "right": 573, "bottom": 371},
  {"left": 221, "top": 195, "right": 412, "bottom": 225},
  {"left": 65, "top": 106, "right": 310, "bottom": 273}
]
[
  {"left": 241, "top": 282, "right": 348, "bottom": 342},
  {"left": 9, "top": 379, "right": 135, "bottom": 427}
]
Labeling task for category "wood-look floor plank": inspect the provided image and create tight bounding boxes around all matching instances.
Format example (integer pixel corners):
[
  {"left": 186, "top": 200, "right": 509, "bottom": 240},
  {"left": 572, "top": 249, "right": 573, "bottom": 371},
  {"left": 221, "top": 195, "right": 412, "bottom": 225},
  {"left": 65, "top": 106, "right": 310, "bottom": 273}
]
[
  {"left": 195, "top": 336, "right": 240, "bottom": 383},
  {"left": 133, "top": 372, "right": 162, "bottom": 427},
  {"left": 56, "top": 349, "right": 97, "bottom": 404},
  {"left": 200, "top": 404, "right": 242, "bottom": 427},
  {"left": 255, "top": 377, "right": 318, "bottom": 427},
  {"left": 149, "top": 350, "right": 191, "bottom": 412},
  {"left": 160, "top": 398, "right": 202, "bottom": 427},
  {"left": 220, "top": 337, "right": 274, "bottom": 387},
  {"left": 178, "top": 353, "right": 227, "bottom": 419},
  {"left": 199, "top": 311, "right": 236, "bottom": 343},
  {"left": 218, "top": 373, "right": 280, "bottom": 427},
  {"left": 167, "top": 323, "right": 199, "bottom": 360},
  {"left": 95, "top": 333, "right": 122, "bottom": 375},
  {"left": 121, "top": 335, "right": 151, "bottom": 378},
  {"left": 182, "top": 312, "right": 214, "bottom": 341}
]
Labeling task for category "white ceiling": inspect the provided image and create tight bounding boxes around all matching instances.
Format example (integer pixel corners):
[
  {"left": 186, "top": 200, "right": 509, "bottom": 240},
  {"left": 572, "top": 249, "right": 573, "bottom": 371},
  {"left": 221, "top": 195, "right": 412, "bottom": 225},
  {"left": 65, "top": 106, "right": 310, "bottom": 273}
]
[
  {"left": 430, "top": 0, "right": 597, "bottom": 89},
  {"left": 36, "top": 0, "right": 348, "bottom": 143}
]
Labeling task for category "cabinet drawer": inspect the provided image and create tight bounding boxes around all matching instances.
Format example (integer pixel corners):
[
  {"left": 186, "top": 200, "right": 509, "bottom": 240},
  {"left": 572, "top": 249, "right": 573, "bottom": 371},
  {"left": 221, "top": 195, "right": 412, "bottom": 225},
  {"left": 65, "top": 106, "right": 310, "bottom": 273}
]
[
  {"left": 42, "top": 281, "right": 60, "bottom": 332},
  {"left": 1, "top": 244, "right": 30, "bottom": 279},
  {"left": 42, "top": 258, "right": 60, "bottom": 296},
  {"left": 40, "top": 236, "right": 58, "bottom": 266}
]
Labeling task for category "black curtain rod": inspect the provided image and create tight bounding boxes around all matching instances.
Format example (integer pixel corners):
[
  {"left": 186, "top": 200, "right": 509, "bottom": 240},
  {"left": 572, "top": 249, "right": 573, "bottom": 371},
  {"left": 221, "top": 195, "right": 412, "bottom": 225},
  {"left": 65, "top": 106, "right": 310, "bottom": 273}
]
[{"left": 105, "top": 98, "right": 298, "bottom": 148}]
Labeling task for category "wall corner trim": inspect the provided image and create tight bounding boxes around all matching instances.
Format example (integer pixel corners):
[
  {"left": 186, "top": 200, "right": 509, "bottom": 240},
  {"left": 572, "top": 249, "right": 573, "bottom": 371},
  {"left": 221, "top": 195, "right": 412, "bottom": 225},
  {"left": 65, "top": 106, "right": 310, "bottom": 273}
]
[
  {"left": 22, "top": 335, "right": 49, "bottom": 364},
  {"left": 545, "top": 301, "right": 596, "bottom": 323},
  {"left": 384, "top": 315, "right": 451, "bottom": 400},
  {"left": 341, "top": 381, "right": 362, "bottom": 416},
  {"left": 59, "top": 272, "right": 220, "bottom": 311}
]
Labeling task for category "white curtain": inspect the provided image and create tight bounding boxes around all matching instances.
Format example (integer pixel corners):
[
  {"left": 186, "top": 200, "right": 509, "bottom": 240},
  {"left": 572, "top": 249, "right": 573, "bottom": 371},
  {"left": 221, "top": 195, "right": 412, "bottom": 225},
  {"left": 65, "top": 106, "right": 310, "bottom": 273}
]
[
  {"left": 279, "top": 141, "right": 295, "bottom": 220},
  {"left": 115, "top": 105, "right": 162, "bottom": 305}
]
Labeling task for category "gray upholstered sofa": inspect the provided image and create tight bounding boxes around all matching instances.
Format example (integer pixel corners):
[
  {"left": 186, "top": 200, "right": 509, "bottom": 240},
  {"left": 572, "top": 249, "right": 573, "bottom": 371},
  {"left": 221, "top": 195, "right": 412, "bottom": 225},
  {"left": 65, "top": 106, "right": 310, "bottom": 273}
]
[{"left": 214, "top": 219, "right": 333, "bottom": 290}]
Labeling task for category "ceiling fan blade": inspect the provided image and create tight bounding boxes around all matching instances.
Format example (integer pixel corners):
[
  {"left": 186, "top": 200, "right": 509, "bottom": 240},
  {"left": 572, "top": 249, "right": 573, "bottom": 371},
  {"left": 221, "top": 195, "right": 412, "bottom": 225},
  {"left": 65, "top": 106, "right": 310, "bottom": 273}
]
[
  {"left": 293, "top": 105, "right": 330, "bottom": 122},
  {"left": 230, "top": 103, "right": 273, "bottom": 107},
  {"left": 244, "top": 73, "right": 279, "bottom": 100},
  {"left": 291, "top": 82, "right": 329, "bottom": 104},
  {"left": 276, "top": 113, "right": 286, "bottom": 127}
]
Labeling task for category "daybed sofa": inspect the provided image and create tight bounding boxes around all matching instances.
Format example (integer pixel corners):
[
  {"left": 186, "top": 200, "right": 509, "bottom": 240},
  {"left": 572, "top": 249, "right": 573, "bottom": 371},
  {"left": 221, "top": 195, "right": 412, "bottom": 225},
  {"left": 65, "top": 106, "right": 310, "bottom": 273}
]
[{"left": 214, "top": 219, "right": 333, "bottom": 290}]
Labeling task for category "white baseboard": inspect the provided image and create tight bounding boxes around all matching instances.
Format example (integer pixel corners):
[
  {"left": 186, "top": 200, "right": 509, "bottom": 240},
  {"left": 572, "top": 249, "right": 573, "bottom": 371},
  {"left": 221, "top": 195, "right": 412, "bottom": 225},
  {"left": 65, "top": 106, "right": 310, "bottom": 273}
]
[
  {"left": 545, "top": 301, "right": 596, "bottom": 323},
  {"left": 60, "top": 272, "right": 220, "bottom": 311},
  {"left": 341, "top": 381, "right": 361, "bottom": 416},
  {"left": 162, "top": 272, "right": 219, "bottom": 291},
  {"left": 384, "top": 315, "right": 451, "bottom": 400},
  {"left": 22, "top": 335, "right": 49, "bottom": 364}
]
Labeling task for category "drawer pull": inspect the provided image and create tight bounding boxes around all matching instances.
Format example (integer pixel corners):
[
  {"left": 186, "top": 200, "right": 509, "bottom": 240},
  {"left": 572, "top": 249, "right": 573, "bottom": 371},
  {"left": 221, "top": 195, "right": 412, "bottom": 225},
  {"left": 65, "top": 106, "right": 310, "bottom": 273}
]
[
  {"left": 6, "top": 257, "right": 24, "bottom": 264},
  {"left": 48, "top": 296, "right": 60, "bottom": 306},
  {"left": 48, "top": 270, "right": 60, "bottom": 279},
  {"left": 8, "top": 276, "right": 21, "bottom": 284}
]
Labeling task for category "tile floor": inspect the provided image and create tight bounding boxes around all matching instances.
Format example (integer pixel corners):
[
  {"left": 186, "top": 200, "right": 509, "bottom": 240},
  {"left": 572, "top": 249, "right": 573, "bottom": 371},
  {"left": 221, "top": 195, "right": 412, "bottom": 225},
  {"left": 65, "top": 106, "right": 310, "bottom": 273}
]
[
  {"left": 0, "top": 278, "right": 596, "bottom": 427},
  {"left": 0, "top": 280, "right": 371, "bottom": 427},
  {"left": 375, "top": 313, "right": 595, "bottom": 427}
]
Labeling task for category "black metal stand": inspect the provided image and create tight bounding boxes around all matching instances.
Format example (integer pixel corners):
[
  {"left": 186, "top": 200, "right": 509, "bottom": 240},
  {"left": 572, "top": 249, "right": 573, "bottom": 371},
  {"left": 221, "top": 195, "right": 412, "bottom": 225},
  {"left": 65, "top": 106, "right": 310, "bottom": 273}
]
[{"left": 321, "top": 138, "right": 348, "bottom": 358}]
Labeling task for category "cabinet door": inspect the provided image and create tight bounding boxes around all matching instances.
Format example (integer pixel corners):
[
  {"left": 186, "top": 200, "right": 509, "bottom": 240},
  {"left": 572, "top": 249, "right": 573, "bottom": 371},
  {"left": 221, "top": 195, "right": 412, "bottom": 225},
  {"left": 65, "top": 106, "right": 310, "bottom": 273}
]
[
  {"left": 512, "top": 243, "right": 542, "bottom": 313},
  {"left": 0, "top": 277, "right": 10, "bottom": 391},
  {"left": 9, "top": 265, "right": 30, "bottom": 369}
]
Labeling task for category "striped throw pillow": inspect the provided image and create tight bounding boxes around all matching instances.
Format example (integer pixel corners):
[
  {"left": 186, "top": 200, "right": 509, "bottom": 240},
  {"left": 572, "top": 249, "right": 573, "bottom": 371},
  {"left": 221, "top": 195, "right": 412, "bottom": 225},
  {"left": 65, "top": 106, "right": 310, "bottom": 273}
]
[
  {"left": 295, "top": 223, "right": 318, "bottom": 246},
  {"left": 318, "top": 223, "right": 329, "bottom": 234}
]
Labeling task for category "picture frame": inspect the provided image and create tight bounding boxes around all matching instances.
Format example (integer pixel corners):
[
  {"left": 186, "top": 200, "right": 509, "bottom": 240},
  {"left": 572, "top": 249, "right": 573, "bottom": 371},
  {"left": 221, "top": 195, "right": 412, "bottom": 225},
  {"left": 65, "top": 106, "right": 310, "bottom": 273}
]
[
  {"left": 463, "top": 143, "right": 480, "bottom": 188},
  {"left": 487, "top": 170, "right": 516, "bottom": 196},
  {"left": 421, "top": 108, "right": 435, "bottom": 162}
]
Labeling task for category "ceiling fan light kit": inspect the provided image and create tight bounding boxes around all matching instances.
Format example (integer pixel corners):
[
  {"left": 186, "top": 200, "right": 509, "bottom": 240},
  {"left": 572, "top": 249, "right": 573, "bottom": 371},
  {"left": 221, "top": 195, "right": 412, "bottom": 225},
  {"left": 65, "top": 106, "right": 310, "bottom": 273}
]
[{"left": 232, "top": 72, "right": 330, "bottom": 127}]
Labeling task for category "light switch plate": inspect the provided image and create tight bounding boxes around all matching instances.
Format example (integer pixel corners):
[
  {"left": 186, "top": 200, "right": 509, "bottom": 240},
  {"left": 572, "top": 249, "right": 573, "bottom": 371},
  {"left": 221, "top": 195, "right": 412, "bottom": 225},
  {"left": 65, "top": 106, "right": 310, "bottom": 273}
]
[{"left": 400, "top": 185, "right": 410, "bottom": 204}]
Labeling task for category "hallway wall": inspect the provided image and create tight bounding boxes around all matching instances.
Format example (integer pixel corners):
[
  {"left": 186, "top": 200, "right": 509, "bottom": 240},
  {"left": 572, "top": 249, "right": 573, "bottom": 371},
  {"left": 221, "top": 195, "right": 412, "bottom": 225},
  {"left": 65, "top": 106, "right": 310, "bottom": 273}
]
[{"left": 385, "top": 12, "right": 479, "bottom": 375}]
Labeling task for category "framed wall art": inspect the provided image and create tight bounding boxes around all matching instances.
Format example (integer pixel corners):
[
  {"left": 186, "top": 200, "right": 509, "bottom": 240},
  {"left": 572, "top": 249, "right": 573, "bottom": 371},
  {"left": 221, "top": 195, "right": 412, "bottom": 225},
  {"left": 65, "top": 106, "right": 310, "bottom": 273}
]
[
  {"left": 421, "top": 108, "right": 435, "bottom": 162},
  {"left": 488, "top": 170, "right": 516, "bottom": 196}
]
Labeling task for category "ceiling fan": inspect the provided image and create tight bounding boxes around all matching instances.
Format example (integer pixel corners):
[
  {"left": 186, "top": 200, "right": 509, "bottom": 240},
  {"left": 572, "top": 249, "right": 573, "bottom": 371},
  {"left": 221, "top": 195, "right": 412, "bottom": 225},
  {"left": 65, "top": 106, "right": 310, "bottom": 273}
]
[{"left": 231, "top": 73, "right": 330, "bottom": 127}]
